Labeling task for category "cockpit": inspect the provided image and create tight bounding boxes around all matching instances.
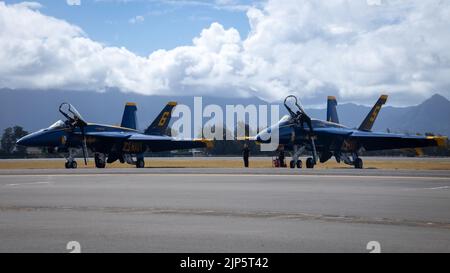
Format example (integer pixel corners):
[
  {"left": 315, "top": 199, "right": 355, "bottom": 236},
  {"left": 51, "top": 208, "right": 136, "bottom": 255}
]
[
  {"left": 277, "top": 115, "right": 292, "bottom": 127},
  {"left": 59, "top": 102, "right": 87, "bottom": 127},
  {"left": 48, "top": 120, "right": 67, "bottom": 130}
]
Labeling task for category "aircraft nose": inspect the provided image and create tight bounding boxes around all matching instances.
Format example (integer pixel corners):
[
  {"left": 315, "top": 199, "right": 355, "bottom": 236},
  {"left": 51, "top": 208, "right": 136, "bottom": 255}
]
[
  {"left": 256, "top": 128, "right": 271, "bottom": 143},
  {"left": 16, "top": 131, "right": 50, "bottom": 147},
  {"left": 16, "top": 134, "right": 35, "bottom": 147}
]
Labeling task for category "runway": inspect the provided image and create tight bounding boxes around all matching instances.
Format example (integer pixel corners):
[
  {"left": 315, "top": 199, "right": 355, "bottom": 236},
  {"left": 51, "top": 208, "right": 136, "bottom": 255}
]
[{"left": 1, "top": 168, "right": 450, "bottom": 252}]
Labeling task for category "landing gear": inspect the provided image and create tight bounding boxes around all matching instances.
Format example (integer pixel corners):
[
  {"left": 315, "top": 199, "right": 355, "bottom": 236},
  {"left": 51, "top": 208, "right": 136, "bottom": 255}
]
[
  {"left": 136, "top": 158, "right": 145, "bottom": 168},
  {"left": 290, "top": 145, "right": 305, "bottom": 169},
  {"left": 306, "top": 157, "right": 315, "bottom": 169},
  {"left": 290, "top": 159, "right": 303, "bottom": 168},
  {"left": 94, "top": 153, "right": 106, "bottom": 168},
  {"left": 354, "top": 158, "right": 363, "bottom": 169},
  {"left": 65, "top": 149, "right": 77, "bottom": 169},
  {"left": 342, "top": 153, "right": 364, "bottom": 169},
  {"left": 65, "top": 160, "right": 77, "bottom": 169}
]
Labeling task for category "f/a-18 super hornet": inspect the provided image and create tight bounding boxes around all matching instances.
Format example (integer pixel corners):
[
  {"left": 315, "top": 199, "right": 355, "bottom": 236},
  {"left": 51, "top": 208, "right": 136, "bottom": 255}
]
[
  {"left": 16, "top": 102, "right": 210, "bottom": 168},
  {"left": 256, "top": 95, "right": 447, "bottom": 169}
]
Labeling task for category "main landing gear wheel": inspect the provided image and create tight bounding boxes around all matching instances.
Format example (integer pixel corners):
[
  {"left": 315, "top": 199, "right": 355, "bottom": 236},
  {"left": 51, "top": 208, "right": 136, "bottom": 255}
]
[
  {"left": 94, "top": 154, "right": 106, "bottom": 168},
  {"left": 290, "top": 160, "right": 303, "bottom": 169},
  {"left": 354, "top": 158, "right": 363, "bottom": 169},
  {"left": 306, "top": 157, "right": 315, "bottom": 169},
  {"left": 136, "top": 159, "right": 145, "bottom": 168},
  {"left": 65, "top": 161, "right": 77, "bottom": 169}
]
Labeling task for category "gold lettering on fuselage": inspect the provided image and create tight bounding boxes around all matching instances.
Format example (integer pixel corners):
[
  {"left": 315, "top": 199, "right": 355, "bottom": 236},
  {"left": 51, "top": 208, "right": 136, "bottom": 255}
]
[{"left": 122, "top": 142, "right": 143, "bottom": 153}]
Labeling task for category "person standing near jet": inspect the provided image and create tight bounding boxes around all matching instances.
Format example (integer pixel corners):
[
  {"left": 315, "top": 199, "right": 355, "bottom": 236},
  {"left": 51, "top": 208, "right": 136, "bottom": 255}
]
[
  {"left": 242, "top": 143, "right": 250, "bottom": 168},
  {"left": 278, "top": 146, "right": 286, "bottom": 167}
]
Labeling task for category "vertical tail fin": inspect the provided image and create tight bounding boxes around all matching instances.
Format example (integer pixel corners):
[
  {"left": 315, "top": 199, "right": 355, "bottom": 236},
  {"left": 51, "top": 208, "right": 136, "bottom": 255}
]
[
  {"left": 144, "top": 102, "right": 177, "bottom": 135},
  {"left": 326, "top": 96, "right": 339, "bottom": 123},
  {"left": 121, "top": 102, "right": 138, "bottom": 130},
  {"left": 358, "top": 95, "right": 388, "bottom": 131}
]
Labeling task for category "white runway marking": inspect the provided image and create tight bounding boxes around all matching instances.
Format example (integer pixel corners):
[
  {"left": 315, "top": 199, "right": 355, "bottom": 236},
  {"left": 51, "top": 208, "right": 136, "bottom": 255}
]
[
  {"left": 5, "top": 182, "right": 51, "bottom": 187},
  {"left": 427, "top": 186, "right": 450, "bottom": 190}
]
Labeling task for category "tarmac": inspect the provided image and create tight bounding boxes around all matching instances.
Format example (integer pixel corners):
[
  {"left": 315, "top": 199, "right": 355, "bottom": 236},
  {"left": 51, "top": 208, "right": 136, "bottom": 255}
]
[{"left": 0, "top": 167, "right": 449, "bottom": 252}]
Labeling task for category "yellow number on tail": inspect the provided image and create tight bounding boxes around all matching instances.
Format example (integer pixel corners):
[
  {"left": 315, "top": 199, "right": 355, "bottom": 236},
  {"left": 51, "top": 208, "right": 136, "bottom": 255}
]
[
  {"left": 370, "top": 106, "right": 381, "bottom": 123},
  {"left": 158, "top": 112, "right": 170, "bottom": 126}
]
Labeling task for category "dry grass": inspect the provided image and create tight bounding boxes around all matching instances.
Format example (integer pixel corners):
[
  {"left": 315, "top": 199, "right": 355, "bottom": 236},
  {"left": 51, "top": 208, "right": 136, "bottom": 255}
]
[{"left": 0, "top": 158, "right": 449, "bottom": 170}]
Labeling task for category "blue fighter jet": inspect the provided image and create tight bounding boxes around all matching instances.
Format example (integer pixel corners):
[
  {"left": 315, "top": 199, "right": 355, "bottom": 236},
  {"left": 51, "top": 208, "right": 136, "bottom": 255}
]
[
  {"left": 16, "top": 102, "right": 210, "bottom": 168},
  {"left": 256, "top": 95, "right": 447, "bottom": 169}
]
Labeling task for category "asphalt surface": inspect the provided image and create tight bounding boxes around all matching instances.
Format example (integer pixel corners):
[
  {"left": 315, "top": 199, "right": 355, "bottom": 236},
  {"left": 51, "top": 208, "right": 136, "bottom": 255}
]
[{"left": 0, "top": 168, "right": 450, "bottom": 253}]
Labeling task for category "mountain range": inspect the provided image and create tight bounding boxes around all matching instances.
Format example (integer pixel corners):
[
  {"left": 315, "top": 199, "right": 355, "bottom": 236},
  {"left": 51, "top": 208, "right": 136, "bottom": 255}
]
[{"left": 1, "top": 89, "right": 449, "bottom": 137}]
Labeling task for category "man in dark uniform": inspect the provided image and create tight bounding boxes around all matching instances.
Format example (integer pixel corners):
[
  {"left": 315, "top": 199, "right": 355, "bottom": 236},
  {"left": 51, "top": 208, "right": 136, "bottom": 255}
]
[
  {"left": 242, "top": 143, "right": 250, "bottom": 168},
  {"left": 278, "top": 146, "right": 286, "bottom": 167}
]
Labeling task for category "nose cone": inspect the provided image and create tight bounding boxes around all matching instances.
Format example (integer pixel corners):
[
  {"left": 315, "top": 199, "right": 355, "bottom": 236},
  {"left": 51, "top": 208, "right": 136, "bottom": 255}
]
[
  {"left": 256, "top": 128, "right": 271, "bottom": 143},
  {"left": 16, "top": 134, "right": 33, "bottom": 146},
  {"left": 16, "top": 130, "right": 63, "bottom": 147}
]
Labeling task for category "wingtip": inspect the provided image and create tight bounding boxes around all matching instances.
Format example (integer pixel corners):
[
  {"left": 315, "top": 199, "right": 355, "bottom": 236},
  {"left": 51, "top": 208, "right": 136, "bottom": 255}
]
[
  {"left": 194, "top": 138, "right": 214, "bottom": 149},
  {"left": 427, "top": 136, "right": 448, "bottom": 147}
]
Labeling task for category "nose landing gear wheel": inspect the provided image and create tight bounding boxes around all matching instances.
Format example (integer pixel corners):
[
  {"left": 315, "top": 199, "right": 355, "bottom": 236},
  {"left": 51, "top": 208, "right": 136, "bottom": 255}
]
[
  {"left": 65, "top": 161, "right": 77, "bottom": 169},
  {"left": 290, "top": 160, "right": 303, "bottom": 168}
]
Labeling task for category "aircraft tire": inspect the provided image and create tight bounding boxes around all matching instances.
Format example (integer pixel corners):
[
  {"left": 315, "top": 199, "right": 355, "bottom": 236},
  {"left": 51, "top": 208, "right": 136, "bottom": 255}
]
[
  {"left": 71, "top": 161, "right": 77, "bottom": 169},
  {"left": 306, "top": 157, "right": 315, "bottom": 169},
  {"left": 136, "top": 159, "right": 145, "bottom": 168},
  {"left": 95, "top": 161, "right": 106, "bottom": 168},
  {"left": 290, "top": 160, "right": 295, "bottom": 169},
  {"left": 65, "top": 161, "right": 77, "bottom": 169},
  {"left": 94, "top": 156, "right": 106, "bottom": 168},
  {"left": 354, "top": 158, "right": 363, "bottom": 169},
  {"left": 296, "top": 160, "right": 302, "bottom": 169}
]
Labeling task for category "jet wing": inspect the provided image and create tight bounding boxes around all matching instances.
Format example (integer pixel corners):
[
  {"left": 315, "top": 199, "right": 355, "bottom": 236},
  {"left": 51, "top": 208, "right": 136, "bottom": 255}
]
[
  {"left": 349, "top": 131, "right": 447, "bottom": 151},
  {"left": 128, "top": 134, "right": 212, "bottom": 152},
  {"left": 80, "top": 131, "right": 211, "bottom": 151},
  {"left": 82, "top": 131, "right": 133, "bottom": 139}
]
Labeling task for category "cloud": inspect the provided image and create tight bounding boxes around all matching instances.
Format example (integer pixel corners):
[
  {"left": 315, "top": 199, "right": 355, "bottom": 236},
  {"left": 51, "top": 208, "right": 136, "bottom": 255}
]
[
  {"left": 129, "top": 15, "right": 144, "bottom": 24},
  {"left": 1, "top": 0, "right": 450, "bottom": 105},
  {"left": 67, "top": 0, "right": 81, "bottom": 6}
]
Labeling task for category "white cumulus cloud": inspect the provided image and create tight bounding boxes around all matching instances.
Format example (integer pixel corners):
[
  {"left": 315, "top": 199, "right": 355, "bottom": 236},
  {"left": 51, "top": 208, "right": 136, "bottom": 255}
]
[
  {"left": 129, "top": 15, "right": 144, "bottom": 24},
  {"left": 1, "top": 0, "right": 450, "bottom": 105},
  {"left": 66, "top": 0, "right": 81, "bottom": 6}
]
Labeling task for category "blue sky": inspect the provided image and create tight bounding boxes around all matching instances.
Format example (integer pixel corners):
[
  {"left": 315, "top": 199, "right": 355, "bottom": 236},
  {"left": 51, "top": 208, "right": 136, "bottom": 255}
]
[
  {"left": 5, "top": 0, "right": 254, "bottom": 56},
  {"left": 1, "top": 0, "right": 449, "bottom": 105}
]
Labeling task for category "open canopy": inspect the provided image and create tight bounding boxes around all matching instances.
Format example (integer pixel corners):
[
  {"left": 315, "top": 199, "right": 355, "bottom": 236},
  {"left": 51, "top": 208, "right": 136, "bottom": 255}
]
[
  {"left": 284, "top": 95, "right": 306, "bottom": 118},
  {"left": 59, "top": 103, "right": 87, "bottom": 127}
]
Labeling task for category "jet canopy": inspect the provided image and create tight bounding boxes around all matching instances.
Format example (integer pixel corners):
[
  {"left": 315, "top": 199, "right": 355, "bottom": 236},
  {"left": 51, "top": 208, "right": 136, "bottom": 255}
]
[
  {"left": 48, "top": 120, "right": 68, "bottom": 130},
  {"left": 283, "top": 95, "right": 314, "bottom": 132},
  {"left": 59, "top": 103, "right": 87, "bottom": 127},
  {"left": 284, "top": 95, "right": 307, "bottom": 118}
]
